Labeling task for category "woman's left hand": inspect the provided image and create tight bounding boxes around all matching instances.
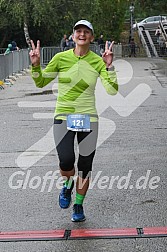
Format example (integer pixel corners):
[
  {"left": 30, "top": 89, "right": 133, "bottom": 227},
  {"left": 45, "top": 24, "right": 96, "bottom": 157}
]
[{"left": 102, "top": 41, "right": 114, "bottom": 68}]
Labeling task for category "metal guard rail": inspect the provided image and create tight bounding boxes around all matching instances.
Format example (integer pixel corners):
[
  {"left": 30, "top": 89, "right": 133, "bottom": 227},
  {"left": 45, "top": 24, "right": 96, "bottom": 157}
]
[{"left": 0, "top": 49, "right": 30, "bottom": 81}]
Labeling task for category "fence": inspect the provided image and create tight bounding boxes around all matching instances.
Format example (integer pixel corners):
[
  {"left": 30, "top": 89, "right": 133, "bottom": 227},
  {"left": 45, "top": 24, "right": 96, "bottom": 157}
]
[
  {"left": 0, "top": 49, "right": 30, "bottom": 81},
  {"left": 0, "top": 43, "right": 149, "bottom": 82},
  {"left": 122, "top": 44, "right": 141, "bottom": 57},
  {"left": 40, "top": 44, "right": 123, "bottom": 65},
  {"left": 41, "top": 47, "right": 61, "bottom": 65},
  {"left": 41, "top": 45, "right": 101, "bottom": 65}
]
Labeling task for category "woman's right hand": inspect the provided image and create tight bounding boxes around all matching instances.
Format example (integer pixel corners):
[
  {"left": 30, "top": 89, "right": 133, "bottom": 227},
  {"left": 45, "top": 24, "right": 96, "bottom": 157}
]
[{"left": 29, "top": 40, "right": 40, "bottom": 66}]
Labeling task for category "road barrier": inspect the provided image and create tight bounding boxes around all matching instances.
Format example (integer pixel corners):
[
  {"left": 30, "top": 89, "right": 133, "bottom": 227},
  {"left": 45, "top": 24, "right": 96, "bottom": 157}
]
[
  {"left": 40, "top": 44, "right": 124, "bottom": 65},
  {"left": 41, "top": 47, "right": 61, "bottom": 65},
  {"left": 1, "top": 44, "right": 142, "bottom": 82},
  {"left": 122, "top": 44, "right": 141, "bottom": 57},
  {"left": 0, "top": 49, "right": 30, "bottom": 82}
]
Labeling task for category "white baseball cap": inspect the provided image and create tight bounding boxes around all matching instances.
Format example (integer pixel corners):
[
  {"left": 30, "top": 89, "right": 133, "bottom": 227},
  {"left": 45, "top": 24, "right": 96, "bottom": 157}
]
[{"left": 73, "top": 20, "right": 94, "bottom": 34}]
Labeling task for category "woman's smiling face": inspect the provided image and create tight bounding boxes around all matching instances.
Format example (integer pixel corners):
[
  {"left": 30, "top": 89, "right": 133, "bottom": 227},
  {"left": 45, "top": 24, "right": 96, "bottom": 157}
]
[{"left": 72, "top": 25, "right": 94, "bottom": 46}]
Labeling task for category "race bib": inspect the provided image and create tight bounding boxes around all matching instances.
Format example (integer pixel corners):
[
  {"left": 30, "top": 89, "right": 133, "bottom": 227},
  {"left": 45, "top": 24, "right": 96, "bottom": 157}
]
[{"left": 67, "top": 114, "right": 90, "bottom": 132}]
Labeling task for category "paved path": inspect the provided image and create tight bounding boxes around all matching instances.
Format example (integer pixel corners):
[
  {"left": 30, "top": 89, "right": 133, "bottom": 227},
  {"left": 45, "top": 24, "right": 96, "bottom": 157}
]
[{"left": 0, "top": 57, "right": 167, "bottom": 251}]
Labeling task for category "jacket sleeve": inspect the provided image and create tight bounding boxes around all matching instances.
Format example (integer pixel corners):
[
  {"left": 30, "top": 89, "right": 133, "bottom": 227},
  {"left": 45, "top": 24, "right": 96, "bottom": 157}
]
[
  {"left": 99, "top": 63, "right": 118, "bottom": 95},
  {"left": 31, "top": 53, "right": 60, "bottom": 88}
]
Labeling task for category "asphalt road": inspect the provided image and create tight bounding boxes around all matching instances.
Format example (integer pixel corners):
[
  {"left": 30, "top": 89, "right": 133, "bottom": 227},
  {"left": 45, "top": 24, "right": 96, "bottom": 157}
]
[{"left": 0, "top": 57, "right": 167, "bottom": 251}]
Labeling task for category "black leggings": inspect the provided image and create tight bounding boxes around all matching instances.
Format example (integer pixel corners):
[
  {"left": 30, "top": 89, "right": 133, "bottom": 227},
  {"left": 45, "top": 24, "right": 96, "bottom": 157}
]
[{"left": 53, "top": 119, "right": 98, "bottom": 179}]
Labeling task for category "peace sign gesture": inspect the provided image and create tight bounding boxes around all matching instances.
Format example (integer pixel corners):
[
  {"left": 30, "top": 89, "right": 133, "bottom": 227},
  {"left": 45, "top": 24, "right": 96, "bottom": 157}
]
[
  {"left": 29, "top": 40, "right": 40, "bottom": 66},
  {"left": 102, "top": 41, "right": 114, "bottom": 68}
]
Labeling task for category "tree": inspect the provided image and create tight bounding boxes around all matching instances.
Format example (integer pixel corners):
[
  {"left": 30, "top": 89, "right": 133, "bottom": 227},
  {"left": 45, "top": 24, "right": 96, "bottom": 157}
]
[
  {"left": 93, "top": 0, "right": 129, "bottom": 41},
  {"left": 0, "top": 0, "right": 68, "bottom": 47},
  {"left": 1, "top": 0, "right": 165, "bottom": 48}
]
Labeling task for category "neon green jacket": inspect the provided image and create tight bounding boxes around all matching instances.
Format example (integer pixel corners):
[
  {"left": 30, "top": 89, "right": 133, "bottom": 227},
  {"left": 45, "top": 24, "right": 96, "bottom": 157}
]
[{"left": 31, "top": 49, "right": 118, "bottom": 120}]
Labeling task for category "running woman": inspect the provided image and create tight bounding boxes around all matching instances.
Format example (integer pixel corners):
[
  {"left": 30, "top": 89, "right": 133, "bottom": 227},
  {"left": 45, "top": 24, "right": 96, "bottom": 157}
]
[{"left": 29, "top": 20, "right": 118, "bottom": 222}]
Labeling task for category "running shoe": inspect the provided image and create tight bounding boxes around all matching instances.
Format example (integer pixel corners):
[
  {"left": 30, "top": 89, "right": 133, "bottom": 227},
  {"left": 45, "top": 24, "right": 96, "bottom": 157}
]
[
  {"left": 71, "top": 204, "right": 86, "bottom": 222},
  {"left": 59, "top": 180, "right": 74, "bottom": 209}
]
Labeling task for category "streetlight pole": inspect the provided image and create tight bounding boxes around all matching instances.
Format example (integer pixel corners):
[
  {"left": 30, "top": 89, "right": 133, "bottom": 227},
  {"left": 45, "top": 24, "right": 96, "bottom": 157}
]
[{"left": 129, "top": 3, "right": 135, "bottom": 41}]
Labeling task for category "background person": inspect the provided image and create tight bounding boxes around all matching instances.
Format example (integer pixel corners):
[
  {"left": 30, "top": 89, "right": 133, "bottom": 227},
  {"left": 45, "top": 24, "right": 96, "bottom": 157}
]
[
  {"left": 68, "top": 34, "right": 75, "bottom": 48},
  {"left": 155, "top": 26, "right": 161, "bottom": 43},
  {"left": 97, "top": 34, "right": 104, "bottom": 45},
  {"left": 4, "top": 43, "right": 12, "bottom": 55},
  {"left": 97, "top": 34, "right": 104, "bottom": 54},
  {"left": 11, "top": 41, "right": 19, "bottom": 51},
  {"left": 129, "top": 38, "right": 136, "bottom": 57},
  {"left": 60, "top": 34, "right": 67, "bottom": 51}
]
